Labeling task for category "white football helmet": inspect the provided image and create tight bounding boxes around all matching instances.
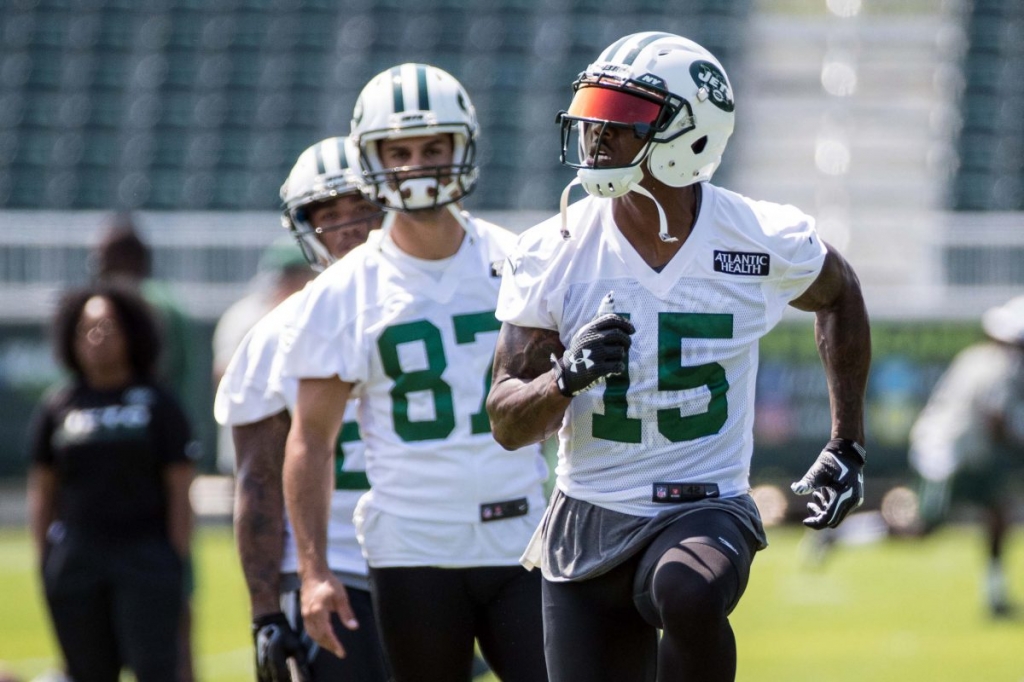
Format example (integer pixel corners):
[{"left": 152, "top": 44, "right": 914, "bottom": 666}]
[
  {"left": 349, "top": 63, "right": 479, "bottom": 212},
  {"left": 280, "top": 136, "right": 383, "bottom": 271},
  {"left": 558, "top": 32, "right": 735, "bottom": 207}
]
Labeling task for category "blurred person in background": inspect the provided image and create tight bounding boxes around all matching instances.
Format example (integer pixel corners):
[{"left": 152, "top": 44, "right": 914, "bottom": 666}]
[
  {"left": 212, "top": 238, "right": 315, "bottom": 474},
  {"left": 26, "top": 284, "right": 197, "bottom": 682},
  {"left": 215, "top": 136, "right": 388, "bottom": 681},
  {"left": 909, "top": 294, "right": 1024, "bottom": 618},
  {"left": 92, "top": 214, "right": 194, "bottom": 403},
  {"left": 282, "top": 64, "right": 549, "bottom": 682},
  {"left": 90, "top": 216, "right": 198, "bottom": 682},
  {"left": 486, "top": 32, "right": 870, "bottom": 682}
]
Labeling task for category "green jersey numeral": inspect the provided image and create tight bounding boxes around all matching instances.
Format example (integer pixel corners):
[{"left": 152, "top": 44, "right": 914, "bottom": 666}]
[
  {"left": 376, "top": 312, "right": 499, "bottom": 443},
  {"left": 334, "top": 421, "right": 369, "bottom": 490},
  {"left": 594, "top": 312, "right": 734, "bottom": 444}
]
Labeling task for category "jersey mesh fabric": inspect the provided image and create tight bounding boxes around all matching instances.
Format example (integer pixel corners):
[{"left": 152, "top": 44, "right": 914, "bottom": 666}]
[{"left": 558, "top": 276, "right": 763, "bottom": 514}]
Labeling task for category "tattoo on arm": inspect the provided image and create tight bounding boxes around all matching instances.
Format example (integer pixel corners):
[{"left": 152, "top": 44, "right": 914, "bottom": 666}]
[{"left": 233, "top": 409, "right": 291, "bottom": 617}]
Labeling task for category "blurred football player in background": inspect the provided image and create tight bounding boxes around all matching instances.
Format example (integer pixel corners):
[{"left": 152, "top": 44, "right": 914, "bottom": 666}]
[
  {"left": 282, "top": 64, "right": 549, "bottom": 682},
  {"left": 215, "top": 136, "right": 388, "bottom": 681},
  {"left": 909, "top": 294, "right": 1024, "bottom": 617},
  {"left": 487, "top": 32, "right": 870, "bottom": 682}
]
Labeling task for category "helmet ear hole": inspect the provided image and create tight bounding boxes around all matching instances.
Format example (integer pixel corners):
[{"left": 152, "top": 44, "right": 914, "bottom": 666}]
[{"left": 691, "top": 136, "right": 708, "bottom": 154}]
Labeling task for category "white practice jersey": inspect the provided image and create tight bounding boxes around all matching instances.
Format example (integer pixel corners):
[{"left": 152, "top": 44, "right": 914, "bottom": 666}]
[
  {"left": 497, "top": 184, "right": 827, "bottom": 517},
  {"left": 214, "top": 288, "right": 368, "bottom": 578},
  {"left": 281, "top": 215, "right": 548, "bottom": 566}
]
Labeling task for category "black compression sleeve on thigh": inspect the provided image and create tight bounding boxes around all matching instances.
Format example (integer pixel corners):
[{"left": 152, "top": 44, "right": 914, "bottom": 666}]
[{"left": 650, "top": 542, "right": 739, "bottom": 682}]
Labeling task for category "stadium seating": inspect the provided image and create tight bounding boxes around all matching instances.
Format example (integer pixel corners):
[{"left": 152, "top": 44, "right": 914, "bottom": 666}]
[{"left": 0, "top": 0, "right": 752, "bottom": 211}]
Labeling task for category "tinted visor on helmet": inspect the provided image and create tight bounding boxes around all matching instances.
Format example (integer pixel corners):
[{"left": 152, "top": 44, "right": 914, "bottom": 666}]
[{"left": 567, "top": 85, "right": 664, "bottom": 127}]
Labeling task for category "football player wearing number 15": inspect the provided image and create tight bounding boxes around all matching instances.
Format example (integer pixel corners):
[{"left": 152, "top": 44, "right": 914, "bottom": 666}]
[
  {"left": 486, "top": 33, "right": 871, "bottom": 682},
  {"left": 281, "top": 64, "right": 549, "bottom": 682}
]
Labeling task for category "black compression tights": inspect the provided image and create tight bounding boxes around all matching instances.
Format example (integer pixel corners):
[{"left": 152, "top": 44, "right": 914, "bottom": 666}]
[
  {"left": 370, "top": 565, "right": 547, "bottom": 682},
  {"left": 543, "top": 539, "right": 744, "bottom": 682}
]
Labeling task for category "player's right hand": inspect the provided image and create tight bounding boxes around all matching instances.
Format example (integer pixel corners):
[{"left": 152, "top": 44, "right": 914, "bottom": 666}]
[
  {"left": 551, "top": 314, "right": 635, "bottom": 396},
  {"left": 791, "top": 438, "right": 866, "bottom": 530},
  {"left": 300, "top": 574, "right": 358, "bottom": 660},
  {"left": 252, "top": 612, "right": 310, "bottom": 682}
]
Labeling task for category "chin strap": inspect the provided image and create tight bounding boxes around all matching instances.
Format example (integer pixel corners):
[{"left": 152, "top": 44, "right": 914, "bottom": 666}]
[
  {"left": 627, "top": 181, "right": 676, "bottom": 243},
  {"left": 560, "top": 175, "right": 675, "bottom": 243},
  {"left": 376, "top": 210, "right": 398, "bottom": 251},
  {"left": 559, "top": 177, "right": 582, "bottom": 240},
  {"left": 446, "top": 202, "right": 476, "bottom": 244}
]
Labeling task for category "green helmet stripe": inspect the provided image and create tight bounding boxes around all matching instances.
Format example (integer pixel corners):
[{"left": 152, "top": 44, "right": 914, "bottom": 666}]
[
  {"left": 416, "top": 64, "right": 430, "bottom": 111},
  {"left": 336, "top": 137, "right": 348, "bottom": 170},
  {"left": 599, "top": 35, "right": 633, "bottom": 62},
  {"left": 620, "top": 32, "right": 674, "bottom": 65},
  {"left": 314, "top": 143, "right": 326, "bottom": 175},
  {"left": 390, "top": 65, "right": 405, "bottom": 112}
]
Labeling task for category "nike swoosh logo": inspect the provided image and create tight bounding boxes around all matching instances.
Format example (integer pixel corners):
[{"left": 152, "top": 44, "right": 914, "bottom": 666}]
[{"left": 834, "top": 455, "right": 849, "bottom": 480}]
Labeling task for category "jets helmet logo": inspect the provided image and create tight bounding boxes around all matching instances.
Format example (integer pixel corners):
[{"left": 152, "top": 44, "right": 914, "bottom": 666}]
[{"left": 690, "top": 60, "right": 734, "bottom": 113}]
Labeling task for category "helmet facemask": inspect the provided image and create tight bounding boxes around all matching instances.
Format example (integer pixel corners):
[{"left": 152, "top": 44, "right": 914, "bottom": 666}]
[
  {"left": 358, "top": 130, "right": 478, "bottom": 212},
  {"left": 279, "top": 136, "right": 384, "bottom": 272},
  {"left": 349, "top": 64, "right": 480, "bottom": 214},
  {"left": 285, "top": 192, "right": 383, "bottom": 272}
]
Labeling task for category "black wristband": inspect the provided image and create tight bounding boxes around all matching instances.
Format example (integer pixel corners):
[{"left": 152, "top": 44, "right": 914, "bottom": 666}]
[
  {"left": 825, "top": 438, "right": 866, "bottom": 466},
  {"left": 252, "top": 611, "right": 290, "bottom": 634}
]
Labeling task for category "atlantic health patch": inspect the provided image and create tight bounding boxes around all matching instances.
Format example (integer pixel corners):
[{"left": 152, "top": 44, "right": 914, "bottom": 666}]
[{"left": 713, "top": 250, "right": 770, "bottom": 276}]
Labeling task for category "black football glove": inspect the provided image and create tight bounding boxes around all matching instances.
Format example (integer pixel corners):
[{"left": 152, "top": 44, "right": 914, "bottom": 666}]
[
  {"left": 791, "top": 438, "right": 866, "bottom": 530},
  {"left": 551, "top": 313, "right": 635, "bottom": 397},
  {"left": 252, "top": 612, "right": 310, "bottom": 682}
]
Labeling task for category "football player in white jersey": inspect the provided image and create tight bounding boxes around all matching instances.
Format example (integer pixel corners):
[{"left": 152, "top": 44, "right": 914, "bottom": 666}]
[
  {"left": 215, "top": 136, "right": 388, "bottom": 681},
  {"left": 281, "top": 64, "right": 549, "bottom": 682},
  {"left": 486, "top": 33, "right": 871, "bottom": 682},
  {"left": 908, "top": 295, "right": 1024, "bottom": 617}
]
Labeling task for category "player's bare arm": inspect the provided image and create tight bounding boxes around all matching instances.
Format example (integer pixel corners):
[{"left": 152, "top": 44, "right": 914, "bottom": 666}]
[
  {"left": 487, "top": 322, "right": 570, "bottom": 450},
  {"left": 790, "top": 242, "right": 871, "bottom": 444},
  {"left": 283, "top": 376, "right": 358, "bottom": 658},
  {"left": 232, "top": 409, "right": 290, "bottom": 618}
]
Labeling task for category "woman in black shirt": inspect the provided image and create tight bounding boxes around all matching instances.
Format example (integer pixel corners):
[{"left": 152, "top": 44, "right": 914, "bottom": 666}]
[{"left": 27, "top": 284, "right": 196, "bottom": 682}]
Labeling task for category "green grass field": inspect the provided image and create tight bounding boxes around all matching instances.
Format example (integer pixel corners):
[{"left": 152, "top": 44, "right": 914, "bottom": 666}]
[{"left": 0, "top": 524, "right": 1021, "bottom": 681}]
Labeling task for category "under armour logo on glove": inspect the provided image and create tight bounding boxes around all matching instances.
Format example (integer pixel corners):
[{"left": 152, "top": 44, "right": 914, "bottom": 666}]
[
  {"left": 552, "top": 314, "right": 635, "bottom": 397},
  {"left": 569, "top": 349, "right": 595, "bottom": 372},
  {"left": 791, "top": 438, "right": 866, "bottom": 530}
]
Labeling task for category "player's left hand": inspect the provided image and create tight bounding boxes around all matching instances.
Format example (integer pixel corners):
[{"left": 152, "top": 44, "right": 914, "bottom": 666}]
[
  {"left": 300, "top": 574, "right": 358, "bottom": 660},
  {"left": 791, "top": 438, "right": 866, "bottom": 529}
]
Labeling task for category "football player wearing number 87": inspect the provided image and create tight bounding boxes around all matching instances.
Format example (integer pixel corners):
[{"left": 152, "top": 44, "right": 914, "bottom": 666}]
[
  {"left": 486, "top": 32, "right": 870, "bottom": 682},
  {"left": 280, "top": 64, "right": 549, "bottom": 682}
]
